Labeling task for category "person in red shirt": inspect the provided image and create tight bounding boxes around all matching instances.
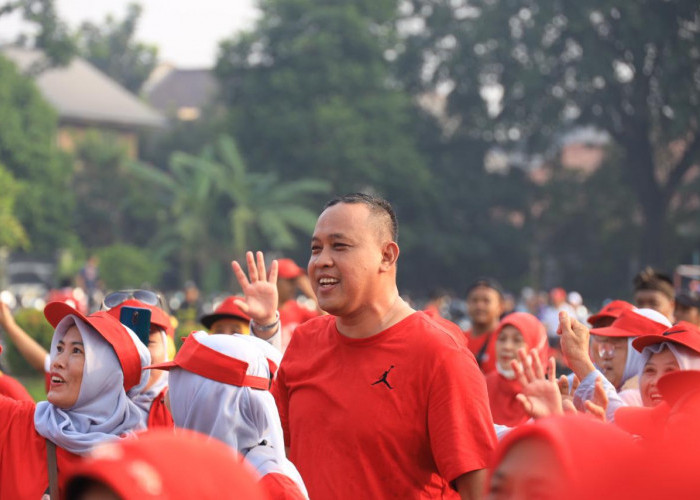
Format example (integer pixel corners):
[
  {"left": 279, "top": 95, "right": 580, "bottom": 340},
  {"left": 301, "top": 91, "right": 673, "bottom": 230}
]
[
  {"left": 464, "top": 278, "right": 506, "bottom": 373},
  {"left": 486, "top": 312, "right": 548, "bottom": 427},
  {"left": 250, "top": 193, "right": 496, "bottom": 499},
  {"left": 64, "top": 428, "right": 266, "bottom": 499},
  {"left": 277, "top": 258, "right": 320, "bottom": 351},
  {"left": 0, "top": 302, "right": 148, "bottom": 499}
]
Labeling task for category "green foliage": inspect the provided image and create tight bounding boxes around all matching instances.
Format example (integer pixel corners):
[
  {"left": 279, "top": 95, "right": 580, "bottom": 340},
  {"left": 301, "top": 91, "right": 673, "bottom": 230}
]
[
  {"left": 0, "top": 54, "right": 75, "bottom": 255},
  {"left": 3, "top": 307, "right": 54, "bottom": 376},
  {"left": 0, "top": 162, "right": 28, "bottom": 249},
  {"left": 96, "top": 244, "right": 164, "bottom": 290},
  {"left": 77, "top": 3, "right": 158, "bottom": 93}
]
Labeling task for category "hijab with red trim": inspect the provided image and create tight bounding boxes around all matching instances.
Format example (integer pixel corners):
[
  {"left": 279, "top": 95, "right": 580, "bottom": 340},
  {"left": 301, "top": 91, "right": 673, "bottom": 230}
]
[{"left": 485, "top": 312, "right": 548, "bottom": 427}]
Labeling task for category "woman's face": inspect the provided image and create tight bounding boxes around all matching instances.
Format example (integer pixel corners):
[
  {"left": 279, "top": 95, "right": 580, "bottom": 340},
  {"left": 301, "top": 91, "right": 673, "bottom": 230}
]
[
  {"left": 496, "top": 325, "right": 526, "bottom": 371},
  {"left": 640, "top": 348, "right": 680, "bottom": 407},
  {"left": 488, "top": 438, "right": 565, "bottom": 500},
  {"left": 48, "top": 325, "right": 85, "bottom": 409},
  {"left": 590, "top": 335, "right": 628, "bottom": 389},
  {"left": 145, "top": 329, "right": 166, "bottom": 391}
]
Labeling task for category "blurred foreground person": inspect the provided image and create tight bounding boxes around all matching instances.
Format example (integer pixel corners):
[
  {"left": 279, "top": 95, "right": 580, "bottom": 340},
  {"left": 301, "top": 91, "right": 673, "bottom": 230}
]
[
  {"left": 0, "top": 303, "right": 148, "bottom": 499},
  {"left": 148, "top": 331, "right": 306, "bottom": 499},
  {"left": 65, "top": 428, "right": 264, "bottom": 500},
  {"left": 273, "top": 193, "right": 496, "bottom": 499}
]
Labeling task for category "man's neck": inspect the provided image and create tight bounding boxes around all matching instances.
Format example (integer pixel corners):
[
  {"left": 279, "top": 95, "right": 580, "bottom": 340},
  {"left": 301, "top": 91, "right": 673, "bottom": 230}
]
[
  {"left": 470, "top": 321, "right": 498, "bottom": 337},
  {"left": 336, "top": 291, "right": 414, "bottom": 339}
]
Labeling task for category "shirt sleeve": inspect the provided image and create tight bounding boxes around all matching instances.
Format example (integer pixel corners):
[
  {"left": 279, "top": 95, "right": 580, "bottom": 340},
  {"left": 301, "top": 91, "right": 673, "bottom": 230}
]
[
  {"left": 427, "top": 347, "right": 497, "bottom": 484},
  {"left": 573, "top": 369, "right": 626, "bottom": 422}
]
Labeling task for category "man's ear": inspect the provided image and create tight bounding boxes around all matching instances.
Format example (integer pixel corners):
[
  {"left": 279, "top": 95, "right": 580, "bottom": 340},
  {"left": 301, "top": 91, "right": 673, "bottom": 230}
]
[{"left": 379, "top": 241, "right": 400, "bottom": 271}]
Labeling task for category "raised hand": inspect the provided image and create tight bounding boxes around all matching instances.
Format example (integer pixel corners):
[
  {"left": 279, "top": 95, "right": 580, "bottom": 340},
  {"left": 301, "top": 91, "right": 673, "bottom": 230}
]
[
  {"left": 231, "top": 251, "right": 279, "bottom": 328},
  {"left": 584, "top": 376, "right": 609, "bottom": 422},
  {"left": 557, "top": 311, "right": 596, "bottom": 381},
  {"left": 513, "top": 349, "right": 564, "bottom": 419}
]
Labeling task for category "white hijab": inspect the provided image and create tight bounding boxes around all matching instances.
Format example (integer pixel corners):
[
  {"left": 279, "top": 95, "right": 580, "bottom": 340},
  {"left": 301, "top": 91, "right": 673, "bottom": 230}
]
[
  {"left": 168, "top": 332, "right": 306, "bottom": 497},
  {"left": 621, "top": 308, "right": 672, "bottom": 385},
  {"left": 639, "top": 342, "right": 700, "bottom": 373},
  {"left": 128, "top": 329, "right": 169, "bottom": 425},
  {"left": 34, "top": 315, "right": 148, "bottom": 455}
]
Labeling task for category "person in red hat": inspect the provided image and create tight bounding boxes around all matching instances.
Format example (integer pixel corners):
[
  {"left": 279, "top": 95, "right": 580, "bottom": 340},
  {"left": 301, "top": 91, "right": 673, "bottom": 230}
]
[
  {"left": 486, "top": 312, "right": 549, "bottom": 427},
  {"left": 199, "top": 295, "right": 252, "bottom": 335},
  {"left": 247, "top": 193, "right": 496, "bottom": 500},
  {"left": 146, "top": 331, "right": 306, "bottom": 499},
  {"left": 64, "top": 428, "right": 265, "bottom": 500},
  {"left": 558, "top": 308, "right": 671, "bottom": 421},
  {"left": 0, "top": 344, "right": 33, "bottom": 402},
  {"left": 276, "top": 258, "right": 320, "bottom": 351},
  {"left": 103, "top": 293, "right": 175, "bottom": 429},
  {"left": 0, "top": 302, "right": 149, "bottom": 499}
]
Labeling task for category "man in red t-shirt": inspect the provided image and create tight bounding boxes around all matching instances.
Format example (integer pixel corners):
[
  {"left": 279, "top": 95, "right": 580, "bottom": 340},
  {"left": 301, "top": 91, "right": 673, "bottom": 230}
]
[
  {"left": 464, "top": 278, "right": 505, "bottom": 374},
  {"left": 251, "top": 193, "right": 496, "bottom": 499}
]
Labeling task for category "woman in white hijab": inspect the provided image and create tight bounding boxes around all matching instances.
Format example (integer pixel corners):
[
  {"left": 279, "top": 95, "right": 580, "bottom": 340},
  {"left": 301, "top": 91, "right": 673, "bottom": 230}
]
[
  {"left": 0, "top": 302, "right": 150, "bottom": 499},
  {"left": 148, "top": 331, "right": 308, "bottom": 499}
]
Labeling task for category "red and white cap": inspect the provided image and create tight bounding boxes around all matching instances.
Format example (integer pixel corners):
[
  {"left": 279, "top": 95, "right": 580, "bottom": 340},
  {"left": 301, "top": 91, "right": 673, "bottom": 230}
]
[
  {"left": 589, "top": 308, "right": 670, "bottom": 338},
  {"left": 587, "top": 300, "right": 635, "bottom": 326},
  {"left": 199, "top": 296, "right": 252, "bottom": 330},
  {"left": 632, "top": 321, "right": 700, "bottom": 354},
  {"left": 44, "top": 301, "right": 142, "bottom": 391}
]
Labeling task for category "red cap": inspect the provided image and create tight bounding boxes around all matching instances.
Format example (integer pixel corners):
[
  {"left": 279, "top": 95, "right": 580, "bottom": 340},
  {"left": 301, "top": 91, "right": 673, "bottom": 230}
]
[
  {"left": 632, "top": 321, "right": 700, "bottom": 354},
  {"left": 145, "top": 334, "right": 270, "bottom": 390},
  {"left": 590, "top": 309, "right": 669, "bottom": 338},
  {"left": 106, "top": 299, "right": 174, "bottom": 338},
  {"left": 64, "top": 428, "right": 264, "bottom": 500},
  {"left": 587, "top": 300, "right": 635, "bottom": 326},
  {"left": 550, "top": 287, "right": 567, "bottom": 302},
  {"left": 44, "top": 302, "right": 142, "bottom": 391},
  {"left": 277, "top": 258, "right": 304, "bottom": 279},
  {"left": 199, "top": 296, "right": 251, "bottom": 330}
]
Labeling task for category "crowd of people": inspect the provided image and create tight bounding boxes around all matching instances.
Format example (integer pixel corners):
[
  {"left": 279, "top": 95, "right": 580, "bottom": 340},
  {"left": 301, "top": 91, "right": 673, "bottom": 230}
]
[{"left": 1, "top": 192, "right": 700, "bottom": 499}]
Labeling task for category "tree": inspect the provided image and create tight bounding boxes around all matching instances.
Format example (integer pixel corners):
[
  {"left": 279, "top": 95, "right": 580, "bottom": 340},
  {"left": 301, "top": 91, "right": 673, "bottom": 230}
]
[
  {"left": 215, "top": 0, "right": 432, "bottom": 205},
  {"left": 0, "top": 54, "right": 75, "bottom": 254},
  {"left": 0, "top": 163, "right": 28, "bottom": 250},
  {"left": 403, "top": 0, "right": 700, "bottom": 267},
  {"left": 76, "top": 3, "right": 158, "bottom": 93},
  {"left": 131, "top": 135, "right": 331, "bottom": 289}
]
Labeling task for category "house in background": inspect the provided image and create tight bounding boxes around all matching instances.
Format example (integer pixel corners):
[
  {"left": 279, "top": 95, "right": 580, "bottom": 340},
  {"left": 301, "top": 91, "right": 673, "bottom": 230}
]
[
  {"left": 142, "top": 63, "right": 219, "bottom": 122},
  {"left": 2, "top": 46, "right": 164, "bottom": 158}
]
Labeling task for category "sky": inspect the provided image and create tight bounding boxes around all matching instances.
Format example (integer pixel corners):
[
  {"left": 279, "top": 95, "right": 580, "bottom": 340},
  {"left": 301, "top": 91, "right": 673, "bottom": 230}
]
[{"left": 0, "top": 0, "right": 260, "bottom": 68}]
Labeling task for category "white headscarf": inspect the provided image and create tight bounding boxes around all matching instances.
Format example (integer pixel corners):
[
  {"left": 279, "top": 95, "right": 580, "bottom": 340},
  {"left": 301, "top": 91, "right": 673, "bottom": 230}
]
[
  {"left": 168, "top": 332, "right": 307, "bottom": 497},
  {"left": 639, "top": 342, "right": 700, "bottom": 373},
  {"left": 34, "top": 315, "right": 147, "bottom": 455},
  {"left": 128, "top": 329, "right": 169, "bottom": 425},
  {"left": 621, "top": 308, "right": 672, "bottom": 385}
]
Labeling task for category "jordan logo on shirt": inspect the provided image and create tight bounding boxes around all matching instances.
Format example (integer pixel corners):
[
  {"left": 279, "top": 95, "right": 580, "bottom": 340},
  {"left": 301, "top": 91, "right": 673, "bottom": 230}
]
[{"left": 372, "top": 365, "right": 395, "bottom": 390}]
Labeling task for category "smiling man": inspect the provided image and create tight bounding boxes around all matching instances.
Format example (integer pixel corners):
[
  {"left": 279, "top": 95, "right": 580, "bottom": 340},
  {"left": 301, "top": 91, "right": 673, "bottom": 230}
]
[{"left": 272, "top": 193, "right": 496, "bottom": 500}]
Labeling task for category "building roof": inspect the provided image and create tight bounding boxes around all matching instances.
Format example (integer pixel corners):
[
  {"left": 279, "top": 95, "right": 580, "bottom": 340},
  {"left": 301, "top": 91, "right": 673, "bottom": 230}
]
[
  {"left": 2, "top": 46, "right": 164, "bottom": 128},
  {"left": 144, "top": 66, "right": 219, "bottom": 116}
]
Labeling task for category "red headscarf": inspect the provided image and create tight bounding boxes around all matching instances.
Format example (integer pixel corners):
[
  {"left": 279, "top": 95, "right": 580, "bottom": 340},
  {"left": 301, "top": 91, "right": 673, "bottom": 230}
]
[{"left": 485, "top": 312, "right": 548, "bottom": 426}]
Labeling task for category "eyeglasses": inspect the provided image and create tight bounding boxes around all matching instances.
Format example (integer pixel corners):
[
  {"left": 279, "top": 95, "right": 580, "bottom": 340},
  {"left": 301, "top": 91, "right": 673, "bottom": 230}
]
[
  {"left": 591, "top": 336, "right": 626, "bottom": 359},
  {"left": 102, "top": 289, "right": 165, "bottom": 311}
]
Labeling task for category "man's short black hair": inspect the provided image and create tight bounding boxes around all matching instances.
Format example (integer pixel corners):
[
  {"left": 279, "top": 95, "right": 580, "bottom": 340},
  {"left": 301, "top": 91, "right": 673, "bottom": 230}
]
[
  {"left": 466, "top": 277, "right": 505, "bottom": 299},
  {"left": 634, "top": 267, "right": 675, "bottom": 300},
  {"left": 324, "top": 193, "right": 398, "bottom": 242}
]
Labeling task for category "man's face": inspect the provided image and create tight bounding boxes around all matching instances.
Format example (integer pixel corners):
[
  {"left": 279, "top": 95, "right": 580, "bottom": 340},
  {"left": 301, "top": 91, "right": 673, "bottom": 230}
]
[
  {"left": 466, "top": 286, "right": 503, "bottom": 329},
  {"left": 590, "top": 334, "right": 628, "bottom": 389},
  {"left": 634, "top": 290, "right": 674, "bottom": 321},
  {"left": 308, "top": 203, "right": 387, "bottom": 318},
  {"left": 675, "top": 304, "right": 700, "bottom": 327}
]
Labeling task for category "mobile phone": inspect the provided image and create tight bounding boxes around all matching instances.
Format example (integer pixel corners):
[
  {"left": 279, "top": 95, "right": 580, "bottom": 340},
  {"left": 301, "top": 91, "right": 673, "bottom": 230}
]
[{"left": 119, "top": 306, "right": 152, "bottom": 346}]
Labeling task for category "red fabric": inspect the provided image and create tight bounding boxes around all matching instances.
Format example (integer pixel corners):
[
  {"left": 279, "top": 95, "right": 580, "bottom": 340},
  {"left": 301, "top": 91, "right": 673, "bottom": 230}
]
[
  {"left": 423, "top": 308, "right": 467, "bottom": 348},
  {"left": 587, "top": 300, "right": 634, "bottom": 326},
  {"left": 485, "top": 373, "right": 527, "bottom": 427},
  {"left": 465, "top": 328, "right": 497, "bottom": 373},
  {"left": 632, "top": 321, "right": 700, "bottom": 353},
  {"left": 273, "top": 312, "right": 496, "bottom": 500},
  {"left": 0, "top": 372, "right": 33, "bottom": 402},
  {"left": 279, "top": 300, "right": 319, "bottom": 351},
  {"left": 0, "top": 395, "right": 81, "bottom": 499},
  {"left": 64, "top": 428, "right": 265, "bottom": 499},
  {"left": 260, "top": 472, "right": 307, "bottom": 500},
  {"left": 147, "top": 387, "right": 174, "bottom": 429}
]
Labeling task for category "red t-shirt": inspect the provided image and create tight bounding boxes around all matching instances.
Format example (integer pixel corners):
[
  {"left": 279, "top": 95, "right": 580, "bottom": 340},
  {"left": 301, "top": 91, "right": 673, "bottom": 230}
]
[
  {"left": 0, "top": 396, "right": 81, "bottom": 499},
  {"left": 273, "top": 312, "right": 496, "bottom": 500},
  {"left": 0, "top": 372, "right": 33, "bottom": 402},
  {"left": 148, "top": 387, "right": 174, "bottom": 429},
  {"left": 279, "top": 300, "right": 319, "bottom": 351},
  {"left": 465, "top": 328, "right": 497, "bottom": 374}
]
